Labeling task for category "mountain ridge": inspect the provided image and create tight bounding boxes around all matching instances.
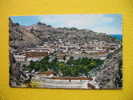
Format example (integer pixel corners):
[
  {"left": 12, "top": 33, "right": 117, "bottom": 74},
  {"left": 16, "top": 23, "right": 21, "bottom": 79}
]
[{"left": 9, "top": 18, "right": 119, "bottom": 50}]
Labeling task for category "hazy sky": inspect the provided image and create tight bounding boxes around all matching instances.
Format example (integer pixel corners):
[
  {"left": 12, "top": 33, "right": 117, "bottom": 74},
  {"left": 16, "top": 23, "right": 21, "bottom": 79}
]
[{"left": 10, "top": 14, "right": 122, "bottom": 35}]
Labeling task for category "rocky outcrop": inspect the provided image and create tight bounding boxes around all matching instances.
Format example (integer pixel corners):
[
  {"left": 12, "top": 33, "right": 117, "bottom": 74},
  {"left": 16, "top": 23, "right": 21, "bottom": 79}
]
[{"left": 95, "top": 48, "right": 122, "bottom": 89}]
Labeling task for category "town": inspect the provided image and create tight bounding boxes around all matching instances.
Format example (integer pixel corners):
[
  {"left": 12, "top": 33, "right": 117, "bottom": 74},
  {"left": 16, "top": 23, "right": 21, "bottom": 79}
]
[
  {"left": 13, "top": 40, "right": 120, "bottom": 64},
  {"left": 11, "top": 39, "right": 121, "bottom": 89}
]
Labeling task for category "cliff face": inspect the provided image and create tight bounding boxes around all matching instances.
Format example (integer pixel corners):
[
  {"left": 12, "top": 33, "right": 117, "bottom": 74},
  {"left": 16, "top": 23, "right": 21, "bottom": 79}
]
[
  {"left": 9, "top": 18, "right": 118, "bottom": 50},
  {"left": 95, "top": 48, "right": 122, "bottom": 89},
  {"left": 9, "top": 18, "right": 42, "bottom": 50}
]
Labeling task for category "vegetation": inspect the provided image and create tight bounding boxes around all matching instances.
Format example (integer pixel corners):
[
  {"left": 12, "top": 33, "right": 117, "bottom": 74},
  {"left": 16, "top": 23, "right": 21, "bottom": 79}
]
[{"left": 24, "top": 56, "right": 104, "bottom": 77}]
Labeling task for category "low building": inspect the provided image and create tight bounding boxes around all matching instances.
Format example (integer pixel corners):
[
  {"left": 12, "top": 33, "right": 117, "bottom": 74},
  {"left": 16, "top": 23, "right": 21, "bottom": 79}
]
[
  {"left": 31, "top": 76, "right": 97, "bottom": 89},
  {"left": 14, "top": 54, "right": 26, "bottom": 62},
  {"left": 25, "top": 51, "right": 48, "bottom": 62},
  {"left": 38, "top": 71, "right": 56, "bottom": 78}
]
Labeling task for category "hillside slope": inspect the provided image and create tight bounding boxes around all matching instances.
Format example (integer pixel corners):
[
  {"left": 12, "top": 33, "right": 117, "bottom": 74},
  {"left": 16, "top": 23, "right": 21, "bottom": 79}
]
[{"left": 9, "top": 18, "right": 118, "bottom": 50}]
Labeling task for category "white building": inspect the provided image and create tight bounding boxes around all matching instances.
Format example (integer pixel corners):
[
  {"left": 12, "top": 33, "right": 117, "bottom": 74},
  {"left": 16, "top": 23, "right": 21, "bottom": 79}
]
[{"left": 14, "top": 55, "right": 26, "bottom": 62}]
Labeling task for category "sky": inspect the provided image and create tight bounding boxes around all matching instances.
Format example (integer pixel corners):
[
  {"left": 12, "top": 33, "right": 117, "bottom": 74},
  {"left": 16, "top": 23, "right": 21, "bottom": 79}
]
[{"left": 10, "top": 14, "right": 122, "bottom": 35}]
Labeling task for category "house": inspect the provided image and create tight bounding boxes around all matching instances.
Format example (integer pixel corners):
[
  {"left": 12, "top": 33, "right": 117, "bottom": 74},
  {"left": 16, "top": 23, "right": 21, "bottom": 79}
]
[
  {"left": 26, "top": 47, "right": 51, "bottom": 54},
  {"left": 14, "top": 54, "right": 26, "bottom": 62},
  {"left": 25, "top": 51, "right": 48, "bottom": 62},
  {"left": 56, "top": 52, "right": 66, "bottom": 62}
]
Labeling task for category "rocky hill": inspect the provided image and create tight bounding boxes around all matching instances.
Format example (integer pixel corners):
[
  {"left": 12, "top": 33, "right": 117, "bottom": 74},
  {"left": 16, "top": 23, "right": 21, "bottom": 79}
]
[
  {"left": 95, "top": 48, "right": 122, "bottom": 89},
  {"left": 9, "top": 18, "right": 118, "bottom": 50}
]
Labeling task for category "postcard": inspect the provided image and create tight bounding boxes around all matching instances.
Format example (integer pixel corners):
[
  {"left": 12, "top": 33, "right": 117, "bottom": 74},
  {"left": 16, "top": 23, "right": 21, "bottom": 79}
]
[{"left": 9, "top": 14, "right": 122, "bottom": 89}]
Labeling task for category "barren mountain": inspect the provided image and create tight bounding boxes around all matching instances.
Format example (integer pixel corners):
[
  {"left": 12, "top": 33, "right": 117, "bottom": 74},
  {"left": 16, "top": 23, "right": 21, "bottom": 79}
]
[{"left": 9, "top": 18, "right": 118, "bottom": 50}]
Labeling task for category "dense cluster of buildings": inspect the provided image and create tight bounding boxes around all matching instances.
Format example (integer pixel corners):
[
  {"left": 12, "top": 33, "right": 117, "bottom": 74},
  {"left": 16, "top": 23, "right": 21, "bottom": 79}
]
[{"left": 13, "top": 39, "right": 120, "bottom": 65}]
